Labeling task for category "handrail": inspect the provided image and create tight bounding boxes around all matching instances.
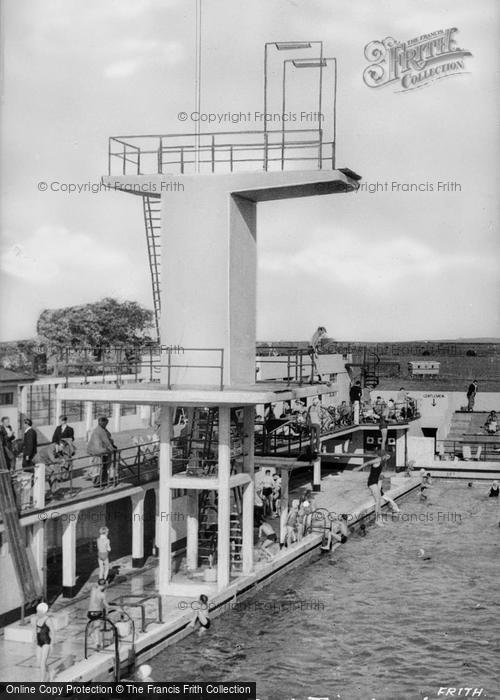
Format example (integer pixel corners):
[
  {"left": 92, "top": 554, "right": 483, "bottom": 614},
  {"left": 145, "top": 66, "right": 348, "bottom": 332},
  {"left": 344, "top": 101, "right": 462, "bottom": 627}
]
[
  {"left": 108, "top": 128, "right": 335, "bottom": 175},
  {"left": 84, "top": 615, "right": 121, "bottom": 681}
]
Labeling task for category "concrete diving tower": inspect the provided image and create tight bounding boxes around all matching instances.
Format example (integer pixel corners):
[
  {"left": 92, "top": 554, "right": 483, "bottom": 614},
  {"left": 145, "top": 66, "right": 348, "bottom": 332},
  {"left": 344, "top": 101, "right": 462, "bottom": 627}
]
[{"left": 62, "top": 41, "right": 362, "bottom": 596}]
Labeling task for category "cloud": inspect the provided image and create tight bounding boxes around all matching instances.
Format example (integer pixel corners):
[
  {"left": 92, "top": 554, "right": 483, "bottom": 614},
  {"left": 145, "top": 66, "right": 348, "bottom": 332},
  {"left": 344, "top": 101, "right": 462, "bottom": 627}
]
[
  {"left": 104, "top": 39, "right": 185, "bottom": 78},
  {"left": 1, "top": 226, "right": 128, "bottom": 284},
  {"left": 259, "top": 231, "right": 491, "bottom": 294},
  {"left": 104, "top": 59, "right": 142, "bottom": 79}
]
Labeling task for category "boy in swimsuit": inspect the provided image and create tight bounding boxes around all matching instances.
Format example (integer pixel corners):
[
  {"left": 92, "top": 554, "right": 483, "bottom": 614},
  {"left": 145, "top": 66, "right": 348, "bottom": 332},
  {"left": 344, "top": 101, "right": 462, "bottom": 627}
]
[
  {"left": 35, "top": 602, "right": 54, "bottom": 681},
  {"left": 190, "top": 594, "right": 211, "bottom": 635},
  {"left": 87, "top": 579, "right": 114, "bottom": 648},
  {"left": 96, "top": 526, "right": 111, "bottom": 580}
]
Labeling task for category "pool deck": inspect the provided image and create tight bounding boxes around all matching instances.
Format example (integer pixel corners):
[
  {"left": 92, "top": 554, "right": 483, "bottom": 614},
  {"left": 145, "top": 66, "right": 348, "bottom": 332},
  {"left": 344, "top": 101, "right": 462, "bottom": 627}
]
[{"left": 0, "top": 470, "right": 420, "bottom": 683}]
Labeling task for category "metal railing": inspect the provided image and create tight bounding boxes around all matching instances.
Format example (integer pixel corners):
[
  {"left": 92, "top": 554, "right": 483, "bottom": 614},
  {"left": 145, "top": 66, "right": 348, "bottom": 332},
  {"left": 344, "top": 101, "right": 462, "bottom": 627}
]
[
  {"left": 8, "top": 441, "right": 161, "bottom": 515},
  {"left": 437, "top": 439, "right": 500, "bottom": 462},
  {"left": 256, "top": 346, "right": 315, "bottom": 384},
  {"left": 108, "top": 129, "right": 335, "bottom": 176},
  {"left": 60, "top": 346, "right": 225, "bottom": 390},
  {"left": 255, "top": 401, "right": 419, "bottom": 457}
]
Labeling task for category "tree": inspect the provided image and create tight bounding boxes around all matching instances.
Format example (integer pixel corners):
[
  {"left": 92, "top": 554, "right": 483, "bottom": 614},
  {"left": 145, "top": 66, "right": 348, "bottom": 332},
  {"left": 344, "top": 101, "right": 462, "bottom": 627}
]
[{"left": 36, "top": 298, "right": 154, "bottom": 373}]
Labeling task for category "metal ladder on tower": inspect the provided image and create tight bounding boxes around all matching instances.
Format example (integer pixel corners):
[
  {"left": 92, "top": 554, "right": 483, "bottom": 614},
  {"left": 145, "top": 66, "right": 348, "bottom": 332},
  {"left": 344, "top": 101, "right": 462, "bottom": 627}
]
[
  {"left": 0, "top": 448, "right": 43, "bottom": 609},
  {"left": 142, "top": 195, "right": 162, "bottom": 343}
]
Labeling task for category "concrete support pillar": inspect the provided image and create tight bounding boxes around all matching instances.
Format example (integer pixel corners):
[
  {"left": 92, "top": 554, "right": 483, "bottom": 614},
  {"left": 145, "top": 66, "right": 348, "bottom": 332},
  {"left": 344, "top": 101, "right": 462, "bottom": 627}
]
[
  {"left": 140, "top": 404, "right": 152, "bottom": 427},
  {"left": 153, "top": 486, "right": 159, "bottom": 556},
  {"left": 112, "top": 403, "right": 121, "bottom": 433},
  {"left": 242, "top": 406, "right": 255, "bottom": 473},
  {"left": 62, "top": 512, "right": 78, "bottom": 598},
  {"left": 33, "top": 463, "right": 46, "bottom": 509},
  {"left": 242, "top": 480, "right": 254, "bottom": 575},
  {"left": 84, "top": 401, "right": 93, "bottom": 438},
  {"left": 131, "top": 492, "right": 145, "bottom": 568},
  {"left": 217, "top": 406, "right": 231, "bottom": 590},
  {"left": 279, "top": 469, "right": 290, "bottom": 545},
  {"left": 30, "top": 522, "right": 46, "bottom": 597},
  {"left": 313, "top": 457, "right": 321, "bottom": 491},
  {"left": 55, "top": 386, "right": 63, "bottom": 425},
  {"left": 241, "top": 406, "right": 255, "bottom": 575},
  {"left": 186, "top": 491, "right": 199, "bottom": 571},
  {"left": 395, "top": 431, "right": 406, "bottom": 470},
  {"left": 158, "top": 407, "right": 173, "bottom": 595},
  {"left": 19, "top": 385, "right": 28, "bottom": 416}
]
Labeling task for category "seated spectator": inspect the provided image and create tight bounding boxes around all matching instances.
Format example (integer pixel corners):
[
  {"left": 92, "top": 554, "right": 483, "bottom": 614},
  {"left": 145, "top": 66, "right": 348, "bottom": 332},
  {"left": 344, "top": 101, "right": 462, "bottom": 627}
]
[
  {"left": 373, "top": 396, "right": 385, "bottom": 416},
  {"left": 484, "top": 412, "right": 498, "bottom": 434},
  {"left": 258, "top": 520, "right": 278, "bottom": 560},
  {"left": 320, "top": 517, "right": 348, "bottom": 552},
  {"left": 361, "top": 405, "right": 378, "bottom": 423},
  {"left": 337, "top": 401, "right": 351, "bottom": 426}
]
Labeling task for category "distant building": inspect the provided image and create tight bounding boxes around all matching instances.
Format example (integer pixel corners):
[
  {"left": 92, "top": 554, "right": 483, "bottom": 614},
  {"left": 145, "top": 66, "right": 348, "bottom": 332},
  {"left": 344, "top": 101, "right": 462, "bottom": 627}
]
[
  {"left": 408, "top": 360, "right": 440, "bottom": 377},
  {"left": 0, "top": 368, "right": 35, "bottom": 427}
]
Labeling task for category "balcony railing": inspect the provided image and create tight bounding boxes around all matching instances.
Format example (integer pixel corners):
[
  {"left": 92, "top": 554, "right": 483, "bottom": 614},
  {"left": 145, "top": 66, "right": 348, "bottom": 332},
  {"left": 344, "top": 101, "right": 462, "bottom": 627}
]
[
  {"left": 108, "top": 129, "right": 334, "bottom": 176},
  {"left": 437, "top": 439, "right": 500, "bottom": 462},
  {"left": 7, "top": 441, "right": 161, "bottom": 516},
  {"left": 255, "top": 401, "right": 419, "bottom": 457}
]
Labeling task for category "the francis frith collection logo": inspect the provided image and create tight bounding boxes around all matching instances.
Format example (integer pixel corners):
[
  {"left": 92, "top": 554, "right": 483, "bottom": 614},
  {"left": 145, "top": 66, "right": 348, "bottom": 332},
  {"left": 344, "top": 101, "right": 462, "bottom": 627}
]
[{"left": 363, "top": 28, "right": 472, "bottom": 91}]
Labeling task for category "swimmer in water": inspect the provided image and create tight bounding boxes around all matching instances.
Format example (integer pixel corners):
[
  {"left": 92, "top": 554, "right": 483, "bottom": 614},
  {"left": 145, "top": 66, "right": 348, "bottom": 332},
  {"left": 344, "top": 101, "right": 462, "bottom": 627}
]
[
  {"left": 135, "top": 664, "right": 153, "bottom": 682},
  {"left": 419, "top": 486, "right": 428, "bottom": 502},
  {"left": 190, "top": 594, "right": 211, "bottom": 636},
  {"left": 418, "top": 548, "right": 431, "bottom": 561},
  {"left": 488, "top": 481, "right": 499, "bottom": 498},
  {"left": 359, "top": 523, "right": 366, "bottom": 537}
]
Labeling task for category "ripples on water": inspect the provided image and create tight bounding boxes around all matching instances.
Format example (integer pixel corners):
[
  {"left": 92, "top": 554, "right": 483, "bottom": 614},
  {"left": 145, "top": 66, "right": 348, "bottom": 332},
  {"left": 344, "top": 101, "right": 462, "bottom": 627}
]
[{"left": 150, "top": 482, "right": 500, "bottom": 699}]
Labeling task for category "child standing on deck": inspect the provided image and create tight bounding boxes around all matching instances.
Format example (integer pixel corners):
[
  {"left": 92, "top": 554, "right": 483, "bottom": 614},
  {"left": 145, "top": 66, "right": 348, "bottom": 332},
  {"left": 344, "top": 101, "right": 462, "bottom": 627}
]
[{"left": 96, "top": 526, "right": 111, "bottom": 581}]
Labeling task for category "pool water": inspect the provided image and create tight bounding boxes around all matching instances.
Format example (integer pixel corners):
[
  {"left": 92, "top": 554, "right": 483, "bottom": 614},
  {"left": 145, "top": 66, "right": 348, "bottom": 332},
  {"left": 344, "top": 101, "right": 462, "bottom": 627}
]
[{"left": 150, "top": 482, "right": 500, "bottom": 700}]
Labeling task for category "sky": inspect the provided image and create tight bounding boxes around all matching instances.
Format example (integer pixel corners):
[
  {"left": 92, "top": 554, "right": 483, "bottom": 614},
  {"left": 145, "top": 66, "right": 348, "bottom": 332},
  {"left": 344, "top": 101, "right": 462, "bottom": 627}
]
[{"left": 0, "top": 0, "right": 498, "bottom": 342}]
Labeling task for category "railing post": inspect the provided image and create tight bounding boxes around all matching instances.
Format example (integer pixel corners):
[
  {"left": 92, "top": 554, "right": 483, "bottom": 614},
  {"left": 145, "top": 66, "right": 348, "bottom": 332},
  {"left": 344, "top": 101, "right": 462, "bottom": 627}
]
[
  {"left": 137, "top": 445, "right": 141, "bottom": 483},
  {"left": 318, "top": 128, "right": 323, "bottom": 170},
  {"left": 220, "top": 349, "right": 224, "bottom": 390},
  {"left": 137, "top": 147, "right": 140, "bottom": 175},
  {"left": 180, "top": 146, "right": 184, "bottom": 174},
  {"left": 263, "top": 132, "right": 268, "bottom": 171},
  {"left": 230, "top": 145, "right": 233, "bottom": 173},
  {"left": 167, "top": 348, "right": 172, "bottom": 388},
  {"left": 158, "top": 137, "right": 163, "bottom": 175},
  {"left": 211, "top": 134, "right": 215, "bottom": 173},
  {"left": 108, "top": 138, "right": 111, "bottom": 176},
  {"left": 123, "top": 144, "right": 126, "bottom": 175}
]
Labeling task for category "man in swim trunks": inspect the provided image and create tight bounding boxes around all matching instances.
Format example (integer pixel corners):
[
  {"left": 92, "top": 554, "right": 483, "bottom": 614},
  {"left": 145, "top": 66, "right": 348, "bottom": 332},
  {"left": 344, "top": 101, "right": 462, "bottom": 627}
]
[
  {"left": 367, "top": 455, "right": 394, "bottom": 525},
  {"left": 307, "top": 397, "right": 322, "bottom": 454},
  {"left": 260, "top": 469, "right": 274, "bottom": 516}
]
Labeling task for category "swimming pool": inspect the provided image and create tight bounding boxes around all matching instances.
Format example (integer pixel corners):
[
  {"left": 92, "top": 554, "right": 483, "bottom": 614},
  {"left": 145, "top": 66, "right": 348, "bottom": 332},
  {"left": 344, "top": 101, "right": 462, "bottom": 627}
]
[{"left": 150, "top": 481, "right": 500, "bottom": 700}]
